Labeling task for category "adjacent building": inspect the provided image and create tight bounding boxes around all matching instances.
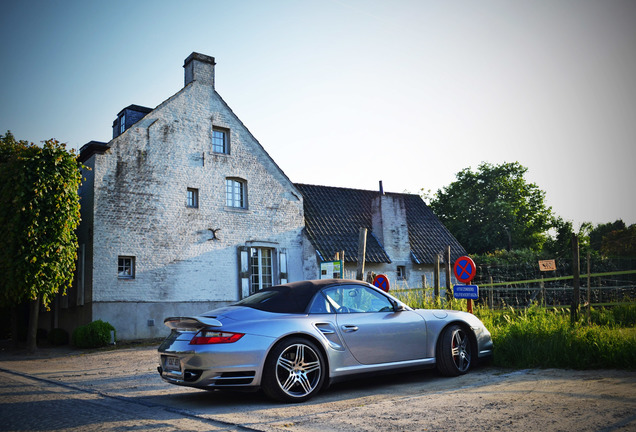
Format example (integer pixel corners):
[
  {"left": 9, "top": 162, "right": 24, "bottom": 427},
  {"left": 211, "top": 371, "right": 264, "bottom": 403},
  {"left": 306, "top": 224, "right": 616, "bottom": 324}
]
[{"left": 296, "top": 183, "right": 465, "bottom": 287}]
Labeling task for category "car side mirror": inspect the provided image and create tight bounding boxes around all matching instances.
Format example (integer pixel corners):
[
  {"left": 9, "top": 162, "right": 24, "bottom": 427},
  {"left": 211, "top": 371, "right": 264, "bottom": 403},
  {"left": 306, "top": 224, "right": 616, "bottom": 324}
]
[{"left": 391, "top": 300, "right": 407, "bottom": 312}]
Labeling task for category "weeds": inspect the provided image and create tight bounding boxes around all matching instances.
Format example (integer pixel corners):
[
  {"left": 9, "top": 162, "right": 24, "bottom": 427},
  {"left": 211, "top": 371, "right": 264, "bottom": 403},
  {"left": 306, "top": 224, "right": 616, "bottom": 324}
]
[{"left": 394, "top": 289, "right": 636, "bottom": 370}]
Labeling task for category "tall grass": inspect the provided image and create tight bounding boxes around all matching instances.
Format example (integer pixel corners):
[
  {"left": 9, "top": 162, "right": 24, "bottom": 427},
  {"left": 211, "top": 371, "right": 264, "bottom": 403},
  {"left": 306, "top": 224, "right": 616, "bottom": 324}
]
[{"left": 394, "top": 289, "right": 636, "bottom": 370}]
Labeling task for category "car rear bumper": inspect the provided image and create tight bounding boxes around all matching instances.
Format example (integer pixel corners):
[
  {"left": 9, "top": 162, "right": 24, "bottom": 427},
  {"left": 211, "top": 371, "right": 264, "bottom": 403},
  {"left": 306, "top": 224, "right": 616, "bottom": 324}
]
[{"left": 158, "top": 332, "right": 274, "bottom": 389}]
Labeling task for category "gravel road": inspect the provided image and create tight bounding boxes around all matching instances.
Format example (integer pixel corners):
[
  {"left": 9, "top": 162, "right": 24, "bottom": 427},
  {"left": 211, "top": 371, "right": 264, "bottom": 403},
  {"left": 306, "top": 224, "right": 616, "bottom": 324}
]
[{"left": 1, "top": 343, "right": 635, "bottom": 431}]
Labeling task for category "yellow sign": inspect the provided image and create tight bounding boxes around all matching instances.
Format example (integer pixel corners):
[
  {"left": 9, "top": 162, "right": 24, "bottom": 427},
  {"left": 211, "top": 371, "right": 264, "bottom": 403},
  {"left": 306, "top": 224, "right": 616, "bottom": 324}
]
[{"left": 538, "top": 260, "right": 556, "bottom": 271}]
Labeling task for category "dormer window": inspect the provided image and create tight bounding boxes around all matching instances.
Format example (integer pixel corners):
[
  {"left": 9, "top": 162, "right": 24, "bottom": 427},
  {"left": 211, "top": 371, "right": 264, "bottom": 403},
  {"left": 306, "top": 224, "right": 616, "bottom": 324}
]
[
  {"left": 120, "top": 113, "right": 126, "bottom": 134},
  {"left": 213, "top": 128, "right": 229, "bottom": 154}
]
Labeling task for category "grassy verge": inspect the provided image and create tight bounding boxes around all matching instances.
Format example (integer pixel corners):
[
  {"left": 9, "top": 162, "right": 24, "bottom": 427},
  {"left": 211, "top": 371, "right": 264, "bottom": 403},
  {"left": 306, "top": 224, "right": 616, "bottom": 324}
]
[{"left": 394, "top": 291, "right": 636, "bottom": 370}]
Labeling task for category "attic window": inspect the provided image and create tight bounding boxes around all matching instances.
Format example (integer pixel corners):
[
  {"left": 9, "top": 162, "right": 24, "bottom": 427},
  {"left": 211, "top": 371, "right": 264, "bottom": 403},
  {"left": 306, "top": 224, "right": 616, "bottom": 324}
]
[
  {"left": 212, "top": 128, "right": 229, "bottom": 154},
  {"left": 120, "top": 113, "right": 126, "bottom": 134}
]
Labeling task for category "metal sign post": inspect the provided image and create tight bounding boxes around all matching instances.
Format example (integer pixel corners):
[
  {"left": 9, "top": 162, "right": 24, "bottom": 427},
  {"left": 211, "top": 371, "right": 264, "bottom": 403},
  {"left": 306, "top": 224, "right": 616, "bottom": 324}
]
[{"left": 453, "top": 256, "right": 477, "bottom": 313}]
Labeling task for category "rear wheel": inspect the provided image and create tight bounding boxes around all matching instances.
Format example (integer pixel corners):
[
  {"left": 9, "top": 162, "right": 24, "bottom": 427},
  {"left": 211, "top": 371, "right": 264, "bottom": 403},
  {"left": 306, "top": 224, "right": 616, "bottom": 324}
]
[
  {"left": 262, "top": 337, "right": 326, "bottom": 403},
  {"left": 436, "top": 324, "right": 472, "bottom": 376}
]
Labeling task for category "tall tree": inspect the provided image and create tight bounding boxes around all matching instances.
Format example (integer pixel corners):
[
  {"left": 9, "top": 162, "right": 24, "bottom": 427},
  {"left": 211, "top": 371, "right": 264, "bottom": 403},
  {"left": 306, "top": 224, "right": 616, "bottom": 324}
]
[
  {"left": 429, "top": 162, "right": 552, "bottom": 254},
  {"left": 0, "top": 132, "right": 84, "bottom": 352}
]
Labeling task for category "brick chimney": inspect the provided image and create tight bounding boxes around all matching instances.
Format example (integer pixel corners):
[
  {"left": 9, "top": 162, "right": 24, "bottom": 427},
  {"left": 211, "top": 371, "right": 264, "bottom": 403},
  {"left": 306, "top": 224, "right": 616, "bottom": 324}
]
[
  {"left": 184, "top": 52, "right": 216, "bottom": 87},
  {"left": 371, "top": 190, "right": 411, "bottom": 263}
]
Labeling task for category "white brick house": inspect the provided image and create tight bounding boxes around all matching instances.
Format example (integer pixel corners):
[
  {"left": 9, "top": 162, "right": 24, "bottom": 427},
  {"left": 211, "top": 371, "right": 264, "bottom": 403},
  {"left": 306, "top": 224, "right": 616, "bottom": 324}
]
[
  {"left": 46, "top": 53, "right": 466, "bottom": 341},
  {"left": 62, "top": 53, "right": 305, "bottom": 339}
]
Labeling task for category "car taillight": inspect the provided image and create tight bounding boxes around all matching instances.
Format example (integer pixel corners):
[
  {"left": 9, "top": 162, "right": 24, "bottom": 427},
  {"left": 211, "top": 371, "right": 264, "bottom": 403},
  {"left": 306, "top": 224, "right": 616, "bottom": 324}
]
[{"left": 189, "top": 330, "right": 244, "bottom": 345}]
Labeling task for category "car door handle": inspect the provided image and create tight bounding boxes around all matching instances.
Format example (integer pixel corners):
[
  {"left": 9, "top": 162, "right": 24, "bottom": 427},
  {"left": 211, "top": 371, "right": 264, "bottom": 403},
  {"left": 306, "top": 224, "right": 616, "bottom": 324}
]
[{"left": 341, "top": 325, "right": 358, "bottom": 333}]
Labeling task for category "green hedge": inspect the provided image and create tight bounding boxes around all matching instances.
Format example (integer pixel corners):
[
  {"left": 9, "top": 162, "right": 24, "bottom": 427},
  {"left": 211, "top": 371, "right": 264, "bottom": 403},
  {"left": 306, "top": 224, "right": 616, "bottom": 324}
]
[{"left": 72, "top": 320, "right": 116, "bottom": 348}]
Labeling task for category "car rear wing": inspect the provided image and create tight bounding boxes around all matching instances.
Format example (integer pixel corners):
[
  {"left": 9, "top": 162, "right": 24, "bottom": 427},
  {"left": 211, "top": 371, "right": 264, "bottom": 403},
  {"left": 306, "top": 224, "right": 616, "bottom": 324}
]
[{"left": 163, "top": 316, "right": 223, "bottom": 330}]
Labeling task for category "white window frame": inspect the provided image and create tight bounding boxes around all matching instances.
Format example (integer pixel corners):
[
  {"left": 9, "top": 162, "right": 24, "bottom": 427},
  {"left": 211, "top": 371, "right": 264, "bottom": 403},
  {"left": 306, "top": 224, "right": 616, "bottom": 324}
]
[
  {"left": 249, "top": 247, "right": 273, "bottom": 293},
  {"left": 212, "top": 128, "right": 229, "bottom": 154},
  {"left": 118, "top": 256, "right": 135, "bottom": 279},
  {"left": 226, "top": 178, "right": 247, "bottom": 208}
]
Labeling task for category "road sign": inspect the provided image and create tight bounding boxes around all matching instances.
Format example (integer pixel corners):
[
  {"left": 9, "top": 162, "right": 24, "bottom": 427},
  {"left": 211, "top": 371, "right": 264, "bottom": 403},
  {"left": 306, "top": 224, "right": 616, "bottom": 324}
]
[
  {"left": 454, "top": 256, "right": 476, "bottom": 283},
  {"left": 453, "top": 284, "right": 479, "bottom": 300},
  {"left": 373, "top": 274, "right": 390, "bottom": 292},
  {"left": 539, "top": 260, "right": 556, "bottom": 271}
]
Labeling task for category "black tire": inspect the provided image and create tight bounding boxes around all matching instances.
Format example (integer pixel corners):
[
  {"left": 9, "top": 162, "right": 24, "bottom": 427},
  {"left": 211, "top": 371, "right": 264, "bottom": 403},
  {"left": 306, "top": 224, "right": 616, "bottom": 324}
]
[
  {"left": 436, "top": 324, "right": 472, "bottom": 376},
  {"left": 262, "top": 337, "right": 326, "bottom": 403}
]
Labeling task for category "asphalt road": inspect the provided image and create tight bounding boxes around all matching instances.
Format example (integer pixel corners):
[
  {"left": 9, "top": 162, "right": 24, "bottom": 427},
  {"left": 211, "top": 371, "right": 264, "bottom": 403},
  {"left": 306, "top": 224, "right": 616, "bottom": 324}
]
[{"left": 0, "top": 344, "right": 635, "bottom": 431}]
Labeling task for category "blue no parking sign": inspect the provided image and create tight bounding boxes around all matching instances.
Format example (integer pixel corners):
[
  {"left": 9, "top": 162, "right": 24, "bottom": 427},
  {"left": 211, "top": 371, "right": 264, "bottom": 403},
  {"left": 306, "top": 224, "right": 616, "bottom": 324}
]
[
  {"left": 373, "top": 274, "right": 390, "bottom": 292},
  {"left": 454, "top": 256, "right": 476, "bottom": 283}
]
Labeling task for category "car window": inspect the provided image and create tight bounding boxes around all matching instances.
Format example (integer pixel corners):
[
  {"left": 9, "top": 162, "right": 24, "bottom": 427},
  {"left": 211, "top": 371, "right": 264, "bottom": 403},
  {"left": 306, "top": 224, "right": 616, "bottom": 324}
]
[
  {"left": 322, "top": 285, "right": 394, "bottom": 313},
  {"left": 307, "top": 293, "right": 335, "bottom": 314},
  {"left": 234, "top": 285, "right": 316, "bottom": 313}
]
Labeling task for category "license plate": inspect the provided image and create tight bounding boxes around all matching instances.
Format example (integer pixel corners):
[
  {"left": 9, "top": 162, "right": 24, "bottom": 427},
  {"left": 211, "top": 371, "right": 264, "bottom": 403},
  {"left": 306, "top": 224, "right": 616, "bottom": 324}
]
[{"left": 164, "top": 356, "right": 181, "bottom": 372}]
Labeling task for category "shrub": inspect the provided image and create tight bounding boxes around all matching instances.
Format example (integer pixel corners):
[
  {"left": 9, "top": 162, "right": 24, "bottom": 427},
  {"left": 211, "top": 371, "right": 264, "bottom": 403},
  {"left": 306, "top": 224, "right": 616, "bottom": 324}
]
[
  {"left": 47, "top": 328, "right": 69, "bottom": 346},
  {"left": 72, "top": 320, "right": 116, "bottom": 348}
]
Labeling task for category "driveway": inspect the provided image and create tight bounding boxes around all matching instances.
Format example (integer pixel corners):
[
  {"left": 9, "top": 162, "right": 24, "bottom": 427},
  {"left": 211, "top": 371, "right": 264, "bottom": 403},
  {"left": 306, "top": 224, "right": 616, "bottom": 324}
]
[{"left": 0, "top": 343, "right": 635, "bottom": 431}]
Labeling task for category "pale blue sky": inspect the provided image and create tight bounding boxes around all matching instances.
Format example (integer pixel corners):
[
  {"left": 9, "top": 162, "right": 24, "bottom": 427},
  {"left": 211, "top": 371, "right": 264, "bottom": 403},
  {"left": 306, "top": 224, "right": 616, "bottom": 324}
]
[{"left": 1, "top": 0, "right": 634, "bottom": 227}]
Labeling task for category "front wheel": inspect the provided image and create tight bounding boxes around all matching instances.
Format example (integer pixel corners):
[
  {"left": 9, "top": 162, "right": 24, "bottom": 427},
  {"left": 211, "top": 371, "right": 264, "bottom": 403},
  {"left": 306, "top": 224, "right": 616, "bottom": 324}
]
[
  {"left": 262, "top": 338, "right": 326, "bottom": 403},
  {"left": 436, "top": 324, "right": 472, "bottom": 376}
]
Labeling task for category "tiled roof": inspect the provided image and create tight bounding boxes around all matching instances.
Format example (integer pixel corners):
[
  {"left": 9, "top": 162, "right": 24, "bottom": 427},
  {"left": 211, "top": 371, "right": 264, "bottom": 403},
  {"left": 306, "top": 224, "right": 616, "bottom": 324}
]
[{"left": 295, "top": 184, "right": 466, "bottom": 265}]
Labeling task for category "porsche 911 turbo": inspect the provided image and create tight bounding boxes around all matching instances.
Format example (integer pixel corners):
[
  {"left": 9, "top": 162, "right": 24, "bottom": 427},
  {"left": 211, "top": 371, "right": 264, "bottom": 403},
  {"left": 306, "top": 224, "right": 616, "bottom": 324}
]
[{"left": 158, "top": 279, "right": 493, "bottom": 402}]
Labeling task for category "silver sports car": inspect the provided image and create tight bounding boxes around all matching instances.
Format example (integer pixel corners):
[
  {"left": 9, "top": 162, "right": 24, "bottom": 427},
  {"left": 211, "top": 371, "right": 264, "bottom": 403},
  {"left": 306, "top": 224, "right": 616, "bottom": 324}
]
[{"left": 158, "top": 279, "right": 493, "bottom": 402}]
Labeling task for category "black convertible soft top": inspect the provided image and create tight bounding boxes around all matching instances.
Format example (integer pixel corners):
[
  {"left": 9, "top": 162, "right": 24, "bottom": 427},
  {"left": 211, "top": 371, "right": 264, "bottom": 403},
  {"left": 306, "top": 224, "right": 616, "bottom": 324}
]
[{"left": 234, "top": 279, "right": 369, "bottom": 314}]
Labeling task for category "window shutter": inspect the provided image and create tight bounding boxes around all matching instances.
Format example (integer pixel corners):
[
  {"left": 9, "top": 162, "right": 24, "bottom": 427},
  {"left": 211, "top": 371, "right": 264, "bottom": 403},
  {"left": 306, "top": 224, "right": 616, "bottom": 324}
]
[
  {"left": 238, "top": 246, "right": 250, "bottom": 299},
  {"left": 279, "top": 249, "right": 288, "bottom": 284}
]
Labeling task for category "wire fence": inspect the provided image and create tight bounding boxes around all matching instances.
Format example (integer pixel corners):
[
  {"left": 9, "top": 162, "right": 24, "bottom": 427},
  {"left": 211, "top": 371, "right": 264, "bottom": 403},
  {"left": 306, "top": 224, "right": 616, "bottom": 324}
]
[
  {"left": 473, "top": 257, "right": 636, "bottom": 308},
  {"left": 392, "top": 257, "right": 636, "bottom": 309}
]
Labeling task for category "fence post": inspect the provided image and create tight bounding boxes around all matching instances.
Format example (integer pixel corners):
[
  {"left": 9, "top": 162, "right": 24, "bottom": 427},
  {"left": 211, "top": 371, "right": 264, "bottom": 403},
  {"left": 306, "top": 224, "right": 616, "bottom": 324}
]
[
  {"left": 587, "top": 252, "right": 591, "bottom": 323},
  {"left": 434, "top": 254, "right": 440, "bottom": 303},
  {"left": 356, "top": 228, "right": 367, "bottom": 281},
  {"left": 571, "top": 233, "right": 580, "bottom": 323},
  {"left": 489, "top": 276, "right": 494, "bottom": 309},
  {"left": 540, "top": 276, "right": 545, "bottom": 307},
  {"left": 445, "top": 246, "right": 452, "bottom": 300}
]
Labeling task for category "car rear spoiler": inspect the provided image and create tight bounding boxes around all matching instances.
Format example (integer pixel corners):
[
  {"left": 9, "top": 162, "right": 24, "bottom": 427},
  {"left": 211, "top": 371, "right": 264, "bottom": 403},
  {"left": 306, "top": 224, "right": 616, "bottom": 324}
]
[{"left": 163, "top": 316, "right": 223, "bottom": 330}]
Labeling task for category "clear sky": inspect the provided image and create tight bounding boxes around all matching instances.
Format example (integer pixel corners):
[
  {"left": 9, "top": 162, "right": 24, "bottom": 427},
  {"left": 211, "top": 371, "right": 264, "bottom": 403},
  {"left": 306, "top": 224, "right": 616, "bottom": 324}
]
[{"left": 1, "top": 0, "right": 634, "bottom": 227}]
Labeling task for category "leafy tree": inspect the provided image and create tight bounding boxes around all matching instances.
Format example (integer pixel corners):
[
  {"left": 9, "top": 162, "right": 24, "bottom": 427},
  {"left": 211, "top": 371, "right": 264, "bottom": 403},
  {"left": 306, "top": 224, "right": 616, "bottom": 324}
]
[
  {"left": 429, "top": 162, "right": 552, "bottom": 254},
  {"left": 543, "top": 217, "right": 592, "bottom": 259},
  {"left": 589, "top": 220, "right": 626, "bottom": 252},
  {"left": 0, "top": 132, "right": 84, "bottom": 352},
  {"left": 600, "top": 224, "right": 636, "bottom": 257}
]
